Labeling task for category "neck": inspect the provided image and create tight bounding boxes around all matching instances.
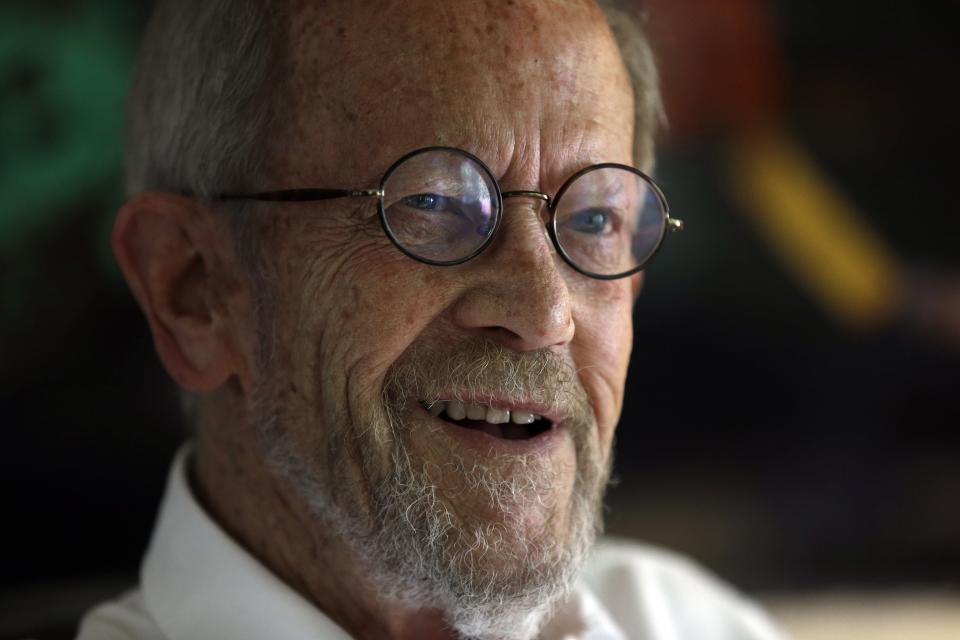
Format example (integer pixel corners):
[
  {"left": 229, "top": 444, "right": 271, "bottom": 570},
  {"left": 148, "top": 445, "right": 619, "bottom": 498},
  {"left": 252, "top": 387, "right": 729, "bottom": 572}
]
[{"left": 190, "top": 394, "right": 457, "bottom": 640}]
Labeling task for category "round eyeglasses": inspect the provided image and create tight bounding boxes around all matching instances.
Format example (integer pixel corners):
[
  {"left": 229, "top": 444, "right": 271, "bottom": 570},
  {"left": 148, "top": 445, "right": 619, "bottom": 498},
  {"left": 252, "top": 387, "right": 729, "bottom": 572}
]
[{"left": 219, "top": 146, "right": 683, "bottom": 280}]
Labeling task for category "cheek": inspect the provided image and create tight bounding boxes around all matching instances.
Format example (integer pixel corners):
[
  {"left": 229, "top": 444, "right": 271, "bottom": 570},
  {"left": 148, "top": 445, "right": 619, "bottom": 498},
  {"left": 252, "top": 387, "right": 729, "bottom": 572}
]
[
  {"left": 335, "top": 266, "right": 438, "bottom": 372},
  {"left": 299, "top": 241, "right": 457, "bottom": 403},
  {"left": 256, "top": 213, "right": 449, "bottom": 406},
  {"left": 569, "top": 281, "right": 634, "bottom": 451}
]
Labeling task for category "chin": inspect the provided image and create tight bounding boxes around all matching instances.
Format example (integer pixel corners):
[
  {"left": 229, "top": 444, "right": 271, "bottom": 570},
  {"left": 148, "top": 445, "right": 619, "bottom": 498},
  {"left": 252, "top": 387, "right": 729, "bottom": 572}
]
[
  {"left": 354, "top": 399, "right": 608, "bottom": 618},
  {"left": 363, "top": 436, "right": 598, "bottom": 640}
]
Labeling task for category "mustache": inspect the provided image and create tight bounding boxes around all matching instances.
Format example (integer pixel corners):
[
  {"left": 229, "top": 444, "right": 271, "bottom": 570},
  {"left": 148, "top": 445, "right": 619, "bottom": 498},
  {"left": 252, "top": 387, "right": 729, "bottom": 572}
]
[{"left": 381, "top": 338, "right": 594, "bottom": 428}]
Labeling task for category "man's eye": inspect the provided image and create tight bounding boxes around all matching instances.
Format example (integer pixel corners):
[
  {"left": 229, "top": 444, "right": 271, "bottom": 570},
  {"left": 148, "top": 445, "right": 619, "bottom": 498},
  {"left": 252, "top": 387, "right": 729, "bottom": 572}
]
[
  {"left": 401, "top": 193, "right": 450, "bottom": 212},
  {"left": 566, "top": 208, "right": 616, "bottom": 235},
  {"left": 396, "top": 193, "right": 490, "bottom": 237}
]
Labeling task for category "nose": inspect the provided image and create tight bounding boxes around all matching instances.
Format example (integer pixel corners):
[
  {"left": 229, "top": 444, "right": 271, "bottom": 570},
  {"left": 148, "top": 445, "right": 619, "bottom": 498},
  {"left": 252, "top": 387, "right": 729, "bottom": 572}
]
[{"left": 449, "top": 196, "right": 575, "bottom": 352}]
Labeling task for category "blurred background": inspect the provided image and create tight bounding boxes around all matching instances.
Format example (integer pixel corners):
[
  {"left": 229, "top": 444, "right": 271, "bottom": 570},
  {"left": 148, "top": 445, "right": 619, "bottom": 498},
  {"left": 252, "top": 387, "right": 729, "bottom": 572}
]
[{"left": 1, "top": 0, "right": 958, "bottom": 638}]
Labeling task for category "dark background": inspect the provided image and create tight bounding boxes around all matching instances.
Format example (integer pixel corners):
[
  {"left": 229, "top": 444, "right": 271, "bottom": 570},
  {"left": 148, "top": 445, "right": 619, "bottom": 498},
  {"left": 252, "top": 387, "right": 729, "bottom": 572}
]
[{"left": 2, "top": 0, "right": 958, "bottom": 637}]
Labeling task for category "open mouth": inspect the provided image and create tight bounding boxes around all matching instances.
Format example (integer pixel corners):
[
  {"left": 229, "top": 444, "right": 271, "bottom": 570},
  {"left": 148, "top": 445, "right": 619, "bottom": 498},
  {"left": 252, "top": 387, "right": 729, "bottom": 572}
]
[{"left": 421, "top": 400, "right": 553, "bottom": 441}]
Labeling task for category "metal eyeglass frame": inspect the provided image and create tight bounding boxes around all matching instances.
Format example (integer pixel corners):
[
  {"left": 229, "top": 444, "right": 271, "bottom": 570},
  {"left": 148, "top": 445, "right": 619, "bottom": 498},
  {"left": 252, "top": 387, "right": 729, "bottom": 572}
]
[{"left": 217, "top": 146, "right": 684, "bottom": 280}]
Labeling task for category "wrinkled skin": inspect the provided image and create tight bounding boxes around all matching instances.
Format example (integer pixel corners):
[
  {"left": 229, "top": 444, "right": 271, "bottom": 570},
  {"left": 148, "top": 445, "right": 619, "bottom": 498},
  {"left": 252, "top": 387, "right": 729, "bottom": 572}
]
[{"left": 113, "top": 1, "right": 640, "bottom": 638}]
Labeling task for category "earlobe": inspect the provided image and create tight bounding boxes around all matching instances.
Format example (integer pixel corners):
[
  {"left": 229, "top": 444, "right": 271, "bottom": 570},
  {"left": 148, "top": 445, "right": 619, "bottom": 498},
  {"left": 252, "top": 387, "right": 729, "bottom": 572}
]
[
  {"left": 630, "top": 271, "right": 645, "bottom": 301},
  {"left": 111, "top": 192, "right": 238, "bottom": 393}
]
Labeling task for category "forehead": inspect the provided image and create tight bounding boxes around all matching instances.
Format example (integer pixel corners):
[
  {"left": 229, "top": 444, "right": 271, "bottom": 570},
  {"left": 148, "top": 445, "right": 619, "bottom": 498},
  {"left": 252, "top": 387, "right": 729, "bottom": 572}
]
[{"left": 272, "top": 0, "right": 634, "bottom": 187}]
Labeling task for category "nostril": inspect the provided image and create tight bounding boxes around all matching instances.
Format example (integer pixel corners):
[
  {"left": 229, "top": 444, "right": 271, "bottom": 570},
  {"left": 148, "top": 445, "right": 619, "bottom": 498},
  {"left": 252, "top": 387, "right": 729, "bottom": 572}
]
[{"left": 483, "top": 325, "right": 524, "bottom": 344}]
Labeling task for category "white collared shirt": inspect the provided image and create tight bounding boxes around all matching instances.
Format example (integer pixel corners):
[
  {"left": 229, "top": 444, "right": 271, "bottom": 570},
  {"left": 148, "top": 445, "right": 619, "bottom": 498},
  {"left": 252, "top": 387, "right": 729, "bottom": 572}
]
[{"left": 78, "top": 449, "right": 786, "bottom": 639}]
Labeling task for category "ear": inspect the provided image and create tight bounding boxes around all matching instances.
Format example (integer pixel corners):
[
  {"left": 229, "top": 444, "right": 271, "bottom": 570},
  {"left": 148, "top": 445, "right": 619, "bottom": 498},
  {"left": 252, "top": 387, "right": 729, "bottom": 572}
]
[{"left": 111, "top": 192, "right": 245, "bottom": 393}]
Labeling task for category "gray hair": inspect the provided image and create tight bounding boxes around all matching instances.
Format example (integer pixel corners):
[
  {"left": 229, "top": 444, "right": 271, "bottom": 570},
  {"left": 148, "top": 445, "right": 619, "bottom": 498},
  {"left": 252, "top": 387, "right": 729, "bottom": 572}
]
[
  {"left": 598, "top": 0, "right": 667, "bottom": 170},
  {"left": 126, "top": 0, "right": 663, "bottom": 203},
  {"left": 125, "top": 0, "right": 278, "bottom": 198}
]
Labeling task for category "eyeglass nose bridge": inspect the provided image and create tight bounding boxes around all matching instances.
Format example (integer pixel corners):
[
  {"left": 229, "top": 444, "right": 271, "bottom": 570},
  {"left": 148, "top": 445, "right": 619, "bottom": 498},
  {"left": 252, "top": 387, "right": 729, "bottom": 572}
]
[
  {"left": 501, "top": 190, "right": 552, "bottom": 208},
  {"left": 497, "top": 189, "right": 563, "bottom": 260}
]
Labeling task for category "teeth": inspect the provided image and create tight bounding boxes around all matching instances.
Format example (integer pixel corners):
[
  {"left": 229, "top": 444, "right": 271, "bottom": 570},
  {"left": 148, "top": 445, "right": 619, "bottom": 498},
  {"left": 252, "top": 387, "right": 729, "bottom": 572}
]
[
  {"left": 485, "top": 407, "right": 509, "bottom": 424},
  {"left": 511, "top": 410, "right": 535, "bottom": 424},
  {"left": 446, "top": 401, "right": 467, "bottom": 420},
  {"left": 424, "top": 399, "right": 546, "bottom": 427},
  {"left": 466, "top": 403, "right": 486, "bottom": 420}
]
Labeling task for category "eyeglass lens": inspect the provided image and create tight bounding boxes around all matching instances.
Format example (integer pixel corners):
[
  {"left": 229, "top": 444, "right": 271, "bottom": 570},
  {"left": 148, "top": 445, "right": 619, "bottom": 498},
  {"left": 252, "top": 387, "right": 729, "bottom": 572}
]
[
  {"left": 380, "top": 148, "right": 667, "bottom": 277},
  {"left": 552, "top": 166, "right": 666, "bottom": 277},
  {"left": 381, "top": 149, "right": 498, "bottom": 264}
]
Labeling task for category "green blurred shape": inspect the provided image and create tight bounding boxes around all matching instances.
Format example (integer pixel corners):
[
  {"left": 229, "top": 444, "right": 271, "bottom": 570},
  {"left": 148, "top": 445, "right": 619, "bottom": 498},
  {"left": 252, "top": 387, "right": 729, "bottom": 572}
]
[{"left": 0, "top": 0, "right": 140, "bottom": 253}]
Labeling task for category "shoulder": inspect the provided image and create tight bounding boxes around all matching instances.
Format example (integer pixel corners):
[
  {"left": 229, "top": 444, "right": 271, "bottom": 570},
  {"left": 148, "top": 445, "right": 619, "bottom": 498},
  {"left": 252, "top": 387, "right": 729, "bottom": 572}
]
[
  {"left": 76, "top": 589, "right": 166, "bottom": 640},
  {"left": 578, "top": 537, "right": 787, "bottom": 640}
]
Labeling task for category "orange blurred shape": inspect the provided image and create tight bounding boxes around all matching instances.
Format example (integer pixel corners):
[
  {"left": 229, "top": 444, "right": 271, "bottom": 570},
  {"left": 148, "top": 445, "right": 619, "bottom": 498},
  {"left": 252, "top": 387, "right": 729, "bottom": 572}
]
[
  {"left": 728, "top": 130, "right": 900, "bottom": 329},
  {"left": 644, "top": 0, "right": 785, "bottom": 141}
]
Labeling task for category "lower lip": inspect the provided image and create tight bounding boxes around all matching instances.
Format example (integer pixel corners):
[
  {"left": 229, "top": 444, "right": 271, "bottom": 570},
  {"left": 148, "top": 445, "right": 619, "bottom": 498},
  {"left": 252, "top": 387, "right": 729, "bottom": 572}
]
[{"left": 418, "top": 406, "right": 566, "bottom": 455}]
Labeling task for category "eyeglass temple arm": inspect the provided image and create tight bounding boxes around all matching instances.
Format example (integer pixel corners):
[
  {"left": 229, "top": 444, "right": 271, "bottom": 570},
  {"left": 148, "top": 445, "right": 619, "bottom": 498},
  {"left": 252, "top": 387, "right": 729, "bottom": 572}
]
[
  {"left": 216, "top": 188, "right": 384, "bottom": 202},
  {"left": 667, "top": 217, "right": 684, "bottom": 232}
]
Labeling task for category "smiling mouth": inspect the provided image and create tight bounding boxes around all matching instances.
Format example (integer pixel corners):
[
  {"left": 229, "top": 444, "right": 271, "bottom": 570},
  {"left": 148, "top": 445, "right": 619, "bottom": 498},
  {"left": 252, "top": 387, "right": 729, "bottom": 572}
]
[{"left": 420, "top": 400, "right": 554, "bottom": 440}]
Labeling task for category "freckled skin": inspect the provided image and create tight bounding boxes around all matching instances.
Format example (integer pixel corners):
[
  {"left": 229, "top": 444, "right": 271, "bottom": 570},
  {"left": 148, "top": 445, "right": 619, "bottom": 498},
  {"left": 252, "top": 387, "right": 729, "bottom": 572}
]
[
  {"left": 265, "top": 0, "right": 636, "bottom": 449},
  {"left": 182, "top": 1, "right": 639, "bottom": 638}
]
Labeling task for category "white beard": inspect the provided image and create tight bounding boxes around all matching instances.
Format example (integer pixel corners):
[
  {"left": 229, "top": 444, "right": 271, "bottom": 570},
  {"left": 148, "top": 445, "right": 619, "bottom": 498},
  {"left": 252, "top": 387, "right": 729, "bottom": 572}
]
[{"left": 252, "top": 338, "right": 611, "bottom": 640}]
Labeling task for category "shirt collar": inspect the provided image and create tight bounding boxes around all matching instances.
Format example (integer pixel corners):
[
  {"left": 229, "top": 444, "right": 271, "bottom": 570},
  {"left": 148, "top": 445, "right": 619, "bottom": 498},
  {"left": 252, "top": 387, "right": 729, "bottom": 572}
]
[
  {"left": 141, "top": 446, "right": 353, "bottom": 640},
  {"left": 140, "top": 445, "right": 625, "bottom": 640}
]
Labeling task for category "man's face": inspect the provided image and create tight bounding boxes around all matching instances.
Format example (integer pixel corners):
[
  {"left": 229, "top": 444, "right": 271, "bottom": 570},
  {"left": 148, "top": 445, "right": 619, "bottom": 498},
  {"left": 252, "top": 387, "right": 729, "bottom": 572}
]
[{"left": 246, "top": 0, "right": 636, "bottom": 632}]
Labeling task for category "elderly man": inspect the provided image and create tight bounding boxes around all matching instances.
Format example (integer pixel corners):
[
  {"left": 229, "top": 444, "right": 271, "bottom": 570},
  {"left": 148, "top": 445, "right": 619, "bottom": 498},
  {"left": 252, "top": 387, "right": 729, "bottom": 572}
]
[{"left": 79, "top": 0, "right": 784, "bottom": 638}]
